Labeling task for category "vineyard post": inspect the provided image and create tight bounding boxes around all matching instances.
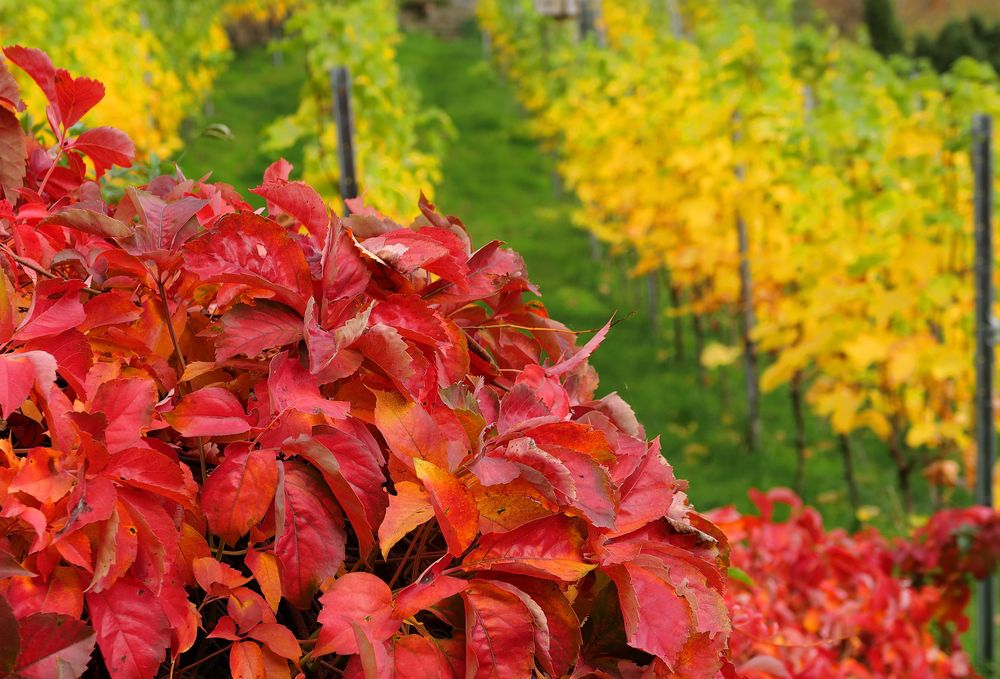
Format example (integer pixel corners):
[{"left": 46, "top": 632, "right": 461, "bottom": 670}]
[
  {"left": 330, "top": 66, "right": 359, "bottom": 216},
  {"left": 577, "top": 0, "right": 605, "bottom": 263},
  {"left": 973, "top": 112, "right": 996, "bottom": 673},
  {"left": 733, "top": 115, "right": 762, "bottom": 453}
]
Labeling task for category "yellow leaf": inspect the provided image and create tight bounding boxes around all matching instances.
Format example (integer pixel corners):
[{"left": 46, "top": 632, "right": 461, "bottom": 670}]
[{"left": 701, "top": 342, "right": 741, "bottom": 369}]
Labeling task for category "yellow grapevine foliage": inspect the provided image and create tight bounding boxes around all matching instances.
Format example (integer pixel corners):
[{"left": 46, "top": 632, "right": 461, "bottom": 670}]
[
  {"left": 0, "top": 0, "right": 231, "bottom": 157},
  {"left": 264, "top": 0, "right": 452, "bottom": 219},
  {"left": 479, "top": 0, "right": 1000, "bottom": 499}
]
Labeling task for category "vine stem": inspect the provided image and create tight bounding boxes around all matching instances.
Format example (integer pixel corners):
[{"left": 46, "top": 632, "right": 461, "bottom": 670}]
[
  {"left": 387, "top": 523, "right": 430, "bottom": 589},
  {"left": 156, "top": 276, "right": 208, "bottom": 486},
  {"left": 0, "top": 244, "right": 100, "bottom": 294},
  {"left": 36, "top": 146, "right": 64, "bottom": 197},
  {"left": 175, "top": 642, "right": 232, "bottom": 676}
]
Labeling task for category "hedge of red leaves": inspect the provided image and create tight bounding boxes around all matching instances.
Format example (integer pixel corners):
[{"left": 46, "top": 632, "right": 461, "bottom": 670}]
[
  {"left": 715, "top": 489, "right": 1000, "bottom": 679},
  {"left": 0, "top": 48, "right": 735, "bottom": 678}
]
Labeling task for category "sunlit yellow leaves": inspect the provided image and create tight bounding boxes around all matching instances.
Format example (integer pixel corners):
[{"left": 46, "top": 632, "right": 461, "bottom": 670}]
[{"left": 478, "top": 0, "right": 1000, "bottom": 485}]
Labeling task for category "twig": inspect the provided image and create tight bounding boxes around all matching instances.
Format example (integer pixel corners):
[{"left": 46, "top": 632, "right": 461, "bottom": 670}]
[{"left": 175, "top": 642, "right": 232, "bottom": 676}]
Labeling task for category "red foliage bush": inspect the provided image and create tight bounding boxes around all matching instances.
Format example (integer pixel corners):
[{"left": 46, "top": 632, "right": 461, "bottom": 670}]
[
  {"left": 715, "top": 489, "right": 997, "bottom": 679},
  {"left": 0, "top": 48, "right": 734, "bottom": 677}
]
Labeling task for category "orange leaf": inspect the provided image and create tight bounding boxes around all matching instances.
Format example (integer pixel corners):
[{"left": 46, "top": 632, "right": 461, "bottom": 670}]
[{"left": 413, "top": 459, "right": 479, "bottom": 557}]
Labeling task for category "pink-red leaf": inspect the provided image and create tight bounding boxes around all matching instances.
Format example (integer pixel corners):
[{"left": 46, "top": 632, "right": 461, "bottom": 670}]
[
  {"left": 251, "top": 178, "right": 330, "bottom": 242},
  {"left": 274, "top": 462, "right": 346, "bottom": 608},
  {"left": 86, "top": 577, "right": 170, "bottom": 679},
  {"left": 0, "top": 351, "right": 56, "bottom": 419},
  {"left": 13, "top": 279, "right": 86, "bottom": 343},
  {"left": 14, "top": 613, "right": 96, "bottom": 679},
  {"left": 315, "top": 573, "right": 400, "bottom": 656},
  {"left": 89, "top": 377, "right": 157, "bottom": 453},
  {"left": 70, "top": 126, "right": 134, "bottom": 177},
  {"left": 202, "top": 446, "right": 278, "bottom": 545},
  {"left": 166, "top": 387, "right": 251, "bottom": 437},
  {"left": 462, "top": 580, "right": 534, "bottom": 679},
  {"left": 393, "top": 635, "right": 457, "bottom": 679},
  {"left": 460, "top": 515, "right": 594, "bottom": 582},
  {"left": 183, "top": 211, "right": 313, "bottom": 312},
  {"left": 284, "top": 434, "right": 381, "bottom": 558},
  {"left": 3, "top": 46, "right": 56, "bottom": 107},
  {"left": 54, "top": 69, "right": 104, "bottom": 128},
  {"left": 215, "top": 301, "right": 303, "bottom": 362}
]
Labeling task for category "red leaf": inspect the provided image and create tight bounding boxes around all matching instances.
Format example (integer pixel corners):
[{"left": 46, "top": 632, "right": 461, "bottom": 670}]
[
  {"left": 0, "top": 549, "right": 33, "bottom": 579},
  {"left": 202, "top": 446, "right": 278, "bottom": 545},
  {"left": 215, "top": 301, "right": 304, "bottom": 362},
  {"left": 25, "top": 329, "right": 92, "bottom": 399},
  {"left": 252, "top": 178, "right": 330, "bottom": 242},
  {"left": 413, "top": 459, "right": 479, "bottom": 557},
  {"left": 315, "top": 573, "right": 400, "bottom": 656},
  {"left": 0, "top": 595, "right": 18, "bottom": 672},
  {"left": 377, "top": 480, "right": 434, "bottom": 558},
  {"left": 125, "top": 189, "right": 207, "bottom": 254},
  {"left": 612, "top": 439, "right": 676, "bottom": 536},
  {"left": 545, "top": 318, "right": 611, "bottom": 376},
  {"left": 275, "top": 462, "right": 346, "bottom": 608},
  {"left": 359, "top": 228, "right": 469, "bottom": 285},
  {"left": 183, "top": 211, "right": 313, "bottom": 312},
  {"left": 0, "top": 108, "right": 25, "bottom": 202},
  {"left": 13, "top": 279, "right": 86, "bottom": 342},
  {"left": 87, "top": 577, "right": 171, "bottom": 679},
  {"left": 247, "top": 622, "right": 301, "bottom": 661},
  {"left": 262, "top": 158, "right": 292, "bottom": 184},
  {"left": 103, "top": 448, "right": 198, "bottom": 509},
  {"left": 230, "top": 641, "right": 266, "bottom": 679},
  {"left": 604, "top": 561, "right": 696, "bottom": 667},
  {"left": 304, "top": 298, "right": 370, "bottom": 374},
  {"left": 14, "top": 613, "right": 96, "bottom": 679},
  {"left": 394, "top": 562, "right": 467, "bottom": 619},
  {"left": 40, "top": 207, "right": 132, "bottom": 238},
  {"left": 373, "top": 391, "right": 453, "bottom": 471},
  {"left": 193, "top": 557, "right": 251, "bottom": 595},
  {"left": 70, "top": 126, "right": 134, "bottom": 177},
  {"left": 0, "top": 350, "right": 56, "bottom": 419},
  {"left": 3, "top": 46, "right": 56, "bottom": 107},
  {"left": 284, "top": 435, "right": 382, "bottom": 558},
  {"left": 89, "top": 377, "right": 157, "bottom": 453},
  {"left": 462, "top": 580, "right": 535, "bottom": 679},
  {"left": 497, "top": 577, "right": 581, "bottom": 678},
  {"left": 393, "top": 635, "right": 457, "bottom": 679},
  {"left": 54, "top": 69, "right": 104, "bottom": 128},
  {"left": 268, "top": 352, "right": 349, "bottom": 420},
  {"left": 80, "top": 291, "right": 142, "bottom": 332},
  {"left": 166, "top": 387, "right": 251, "bottom": 437},
  {"left": 460, "top": 515, "right": 594, "bottom": 582}
]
